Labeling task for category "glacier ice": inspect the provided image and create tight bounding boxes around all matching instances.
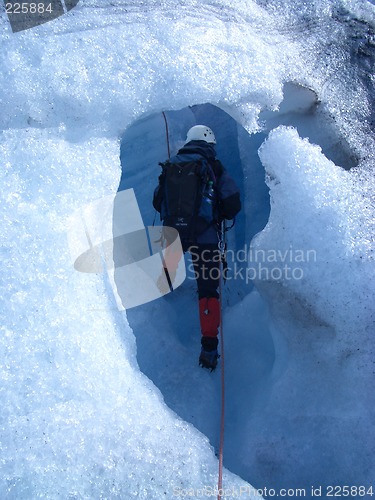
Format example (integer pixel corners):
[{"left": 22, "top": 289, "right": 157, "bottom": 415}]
[{"left": 0, "top": 0, "right": 374, "bottom": 498}]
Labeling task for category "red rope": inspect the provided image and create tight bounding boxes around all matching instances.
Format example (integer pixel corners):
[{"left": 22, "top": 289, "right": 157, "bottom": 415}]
[
  {"left": 162, "top": 111, "right": 171, "bottom": 159},
  {"left": 217, "top": 259, "right": 225, "bottom": 499},
  {"left": 162, "top": 111, "right": 225, "bottom": 496}
]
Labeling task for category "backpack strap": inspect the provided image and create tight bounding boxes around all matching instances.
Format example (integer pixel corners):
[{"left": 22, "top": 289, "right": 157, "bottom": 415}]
[{"left": 186, "top": 159, "right": 207, "bottom": 245}]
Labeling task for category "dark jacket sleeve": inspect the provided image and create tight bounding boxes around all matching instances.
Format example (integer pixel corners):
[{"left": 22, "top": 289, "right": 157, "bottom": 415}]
[
  {"left": 220, "top": 190, "right": 241, "bottom": 220},
  {"left": 214, "top": 161, "right": 241, "bottom": 220}
]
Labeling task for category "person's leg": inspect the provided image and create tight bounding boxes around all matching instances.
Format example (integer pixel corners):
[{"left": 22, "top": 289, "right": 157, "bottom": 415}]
[{"left": 190, "top": 244, "right": 221, "bottom": 369}]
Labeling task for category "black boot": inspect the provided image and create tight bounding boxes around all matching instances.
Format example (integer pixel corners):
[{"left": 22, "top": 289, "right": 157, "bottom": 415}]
[{"left": 199, "top": 337, "right": 219, "bottom": 371}]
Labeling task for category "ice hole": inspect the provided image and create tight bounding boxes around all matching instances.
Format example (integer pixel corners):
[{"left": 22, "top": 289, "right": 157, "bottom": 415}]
[
  {"left": 114, "top": 88, "right": 363, "bottom": 487},
  {"left": 115, "top": 103, "right": 274, "bottom": 481}
]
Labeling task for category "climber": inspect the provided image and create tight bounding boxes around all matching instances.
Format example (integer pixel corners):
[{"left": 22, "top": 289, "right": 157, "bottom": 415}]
[{"left": 153, "top": 125, "right": 241, "bottom": 371}]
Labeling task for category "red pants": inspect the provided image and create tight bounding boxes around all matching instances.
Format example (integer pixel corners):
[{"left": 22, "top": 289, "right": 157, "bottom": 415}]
[{"left": 190, "top": 244, "right": 221, "bottom": 339}]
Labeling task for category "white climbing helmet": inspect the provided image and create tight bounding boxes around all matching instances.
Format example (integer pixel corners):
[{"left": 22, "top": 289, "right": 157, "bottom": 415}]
[{"left": 185, "top": 125, "right": 216, "bottom": 145}]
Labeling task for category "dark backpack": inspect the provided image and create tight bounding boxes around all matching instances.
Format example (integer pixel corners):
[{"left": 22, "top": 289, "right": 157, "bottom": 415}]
[{"left": 157, "top": 159, "right": 217, "bottom": 248}]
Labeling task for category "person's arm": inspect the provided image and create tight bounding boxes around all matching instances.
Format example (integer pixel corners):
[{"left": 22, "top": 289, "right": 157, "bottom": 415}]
[
  {"left": 214, "top": 162, "right": 241, "bottom": 220},
  {"left": 220, "top": 188, "right": 241, "bottom": 220}
]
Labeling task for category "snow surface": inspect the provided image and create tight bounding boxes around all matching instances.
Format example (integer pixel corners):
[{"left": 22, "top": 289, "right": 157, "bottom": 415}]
[{"left": 0, "top": 0, "right": 374, "bottom": 498}]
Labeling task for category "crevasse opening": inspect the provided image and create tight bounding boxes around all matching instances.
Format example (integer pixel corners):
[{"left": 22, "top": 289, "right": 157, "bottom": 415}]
[
  {"left": 117, "top": 102, "right": 274, "bottom": 483},
  {"left": 116, "top": 84, "right": 365, "bottom": 488}
]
